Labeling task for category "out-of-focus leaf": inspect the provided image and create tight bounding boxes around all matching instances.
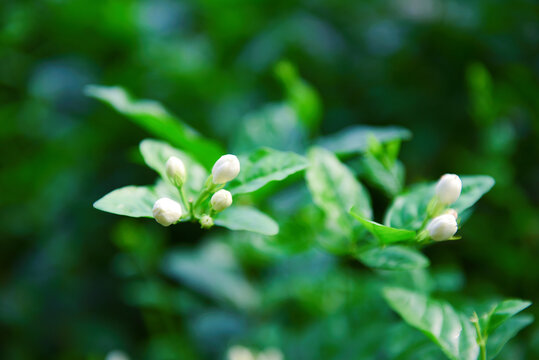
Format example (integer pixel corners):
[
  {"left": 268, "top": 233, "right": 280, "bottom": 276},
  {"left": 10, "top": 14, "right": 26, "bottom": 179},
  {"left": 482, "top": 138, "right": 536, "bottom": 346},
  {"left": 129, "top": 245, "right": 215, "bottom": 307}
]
[
  {"left": 486, "top": 315, "right": 533, "bottom": 360},
  {"left": 275, "top": 60, "right": 321, "bottom": 131},
  {"left": 306, "top": 147, "right": 372, "bottom": 241},
  {"left": 139, "top": 139, "right": 207, "bottom": 199},
  {"left": 317, "top": 125, "right": 411, "bottom": 156},
  {"left": 85, "top": 85, "right": 223, "bottom": 168},
  {"left": 232, "top": 103, "right": 307, "bottom": 153},
  {"left": 162, "top": 242, "right": 259, "bottom": 310},
  {"left": 228, "top": 147, "right": 308, "bottom": 195},
  {"left": 483, "top": 299, "right": 531, "bottom": 335},
  {"left": 360, "top": 153, "right": 404, "bottom": 198},
  {"left": 356, "top": 246, "right": 429, "bottom": 270},
  {"left": 214, "top": 206, "right": 279, "bottom": 236},
  {"left": 383, "top": 287, "right": 479, "bottom": 360},
  {"left": 385, "top": 176, "right": 495, "bottom": 230},
  {"left": 350, "top": 210, "right": 415, "bottom": 244}
]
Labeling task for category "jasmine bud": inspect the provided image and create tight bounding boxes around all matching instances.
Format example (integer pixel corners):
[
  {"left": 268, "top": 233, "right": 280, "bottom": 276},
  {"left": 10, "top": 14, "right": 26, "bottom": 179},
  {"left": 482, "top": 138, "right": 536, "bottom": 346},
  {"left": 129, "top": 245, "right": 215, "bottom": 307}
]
[
  {"left": 152, "top": 198, "right": 182, "bottom": 226},
  {"left": 212, "top": 154, "right": 240, "bottom": 184},
  {"left": 166, "top": 156, "right": 187, "bottom": 187},
  {"left": 435, "top": 174, "right": 462, "bottom": 205},
  {"left": 427, "top": 214, "right": 458, "bottom": 241},
  {"left": 211, "top": 189, "right": 233, "bottom": 212}
]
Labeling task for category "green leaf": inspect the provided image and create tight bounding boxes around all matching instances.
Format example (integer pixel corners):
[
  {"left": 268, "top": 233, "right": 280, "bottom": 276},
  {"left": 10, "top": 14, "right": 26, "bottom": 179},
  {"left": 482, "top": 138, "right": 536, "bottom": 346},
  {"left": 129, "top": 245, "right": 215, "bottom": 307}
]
[
  {"left": 318, "top": 125, "right": 412, "bottom": 156},
  {"left": 385, "top": 176, "right": 495, "bottom": 230},
  {"left": 85, "top": 85, "right": 223, "bottom": 168},
  {"left": 357, "top": 246, "right": 429, "bottom": 270},
  {"left": 139, "top": 139, "right": 208, "bottom": 200},
  {"left": 274, "top": 60, "right": 322, "bottom": 131},
  {"left": 383, "top": 287, "right": 479, "bottom": 360},
  {"left": 228, "top": 147, "right": 308, "bottom": 195},
  {"left": 162, "top": 242, "right": 259, "bottom": 309},
  {"left": 350, "top": 210, "right": 416, "bottom": 244},
  {"left": 360, "top": 153, "right": 404, "bottom": 198},
  {"left": 306, "top": 147, "right": 372, "bottom": 239},
  {"left": 232, "top": 103, "right": 307, "bottom": 153},
  {"left": 214, "top": 206, "right": 279, "bottom": 236},
  {"left": 486, "top": 315, "right": 533, "bottom": 360},
  {"left": 93, "top": 180, "right": 180, "bottom": 218},
  {"left": 482, "top": 299, "right": 531, "bottom": 335}
]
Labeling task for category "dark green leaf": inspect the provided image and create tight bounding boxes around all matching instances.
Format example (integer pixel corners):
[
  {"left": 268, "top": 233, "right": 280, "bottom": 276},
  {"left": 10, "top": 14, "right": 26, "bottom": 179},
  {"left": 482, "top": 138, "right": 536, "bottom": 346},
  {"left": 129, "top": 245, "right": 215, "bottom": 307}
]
[
  {"left": 357, "top": 246, "right": 429, "bottom": 270},
  {"left": 214, "top": 206, "right": 279, "bottom": 236},
  {"left": 85, "top": 85, "right": 223, "bottom": 168},
  {"left": 383, "top": 287, "right": 479, "bottom": 360},
  {"left": 228, "top": 147, "right": 308, "bottom": 195},
  {"left": 350, "top": 210, "right": 416, "bottom": 244},
  {"left": 318, "top": 125, "right": 412, "bottom": 155}
]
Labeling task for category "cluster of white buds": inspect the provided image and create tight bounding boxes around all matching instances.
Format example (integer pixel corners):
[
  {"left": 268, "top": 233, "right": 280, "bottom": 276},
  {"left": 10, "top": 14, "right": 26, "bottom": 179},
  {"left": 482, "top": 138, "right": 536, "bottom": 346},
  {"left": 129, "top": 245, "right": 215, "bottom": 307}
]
[
  {"left": 435, "top": 173, "right": 462, "bottom": 205},
  {"left": 166, "top": 156, "right": 187, "bottom": 187},
  {"left": 152, "top": 197, "right": 182, "bottom": 227},
  {"left": 212, "top": 154, "right": 241, "bottom": 184},
  {"left": 211, "top": 189, "right": 233, "bottom": 212}
]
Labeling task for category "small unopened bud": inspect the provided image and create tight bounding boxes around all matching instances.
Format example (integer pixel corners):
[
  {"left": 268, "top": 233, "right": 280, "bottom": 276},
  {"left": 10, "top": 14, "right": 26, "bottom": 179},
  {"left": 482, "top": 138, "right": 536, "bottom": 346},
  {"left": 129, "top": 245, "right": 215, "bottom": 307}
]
[
  {"left": 435, "top": 174, "right": 462, "bottom": 205},
  {"left": 200, "top": 214, "right": 214, "bottom": 229},
  {"left": 211, "top": 189, "right": 233, "bottom": 212},
  {"left": 445, "top": 209, "right": 458, "bottom": 219},
  {"left": 427, "top": 214, "right": 458, "bottom": 241},
  {"left": 212, "top": 154, "right": 240, "bottom": 184},
  {"left": 166, "top": 156, "right": 187, "bottom": 187},
  {"left": 152, "top": 198, "right": 182, "bottom": 226}
]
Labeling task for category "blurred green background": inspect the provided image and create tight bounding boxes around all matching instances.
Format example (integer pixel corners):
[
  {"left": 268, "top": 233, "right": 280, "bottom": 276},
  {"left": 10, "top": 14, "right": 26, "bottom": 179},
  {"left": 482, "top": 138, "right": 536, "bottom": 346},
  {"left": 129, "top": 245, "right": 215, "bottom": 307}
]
[{"left": 1, "top": 0, "right": 538, "bottom": 359}]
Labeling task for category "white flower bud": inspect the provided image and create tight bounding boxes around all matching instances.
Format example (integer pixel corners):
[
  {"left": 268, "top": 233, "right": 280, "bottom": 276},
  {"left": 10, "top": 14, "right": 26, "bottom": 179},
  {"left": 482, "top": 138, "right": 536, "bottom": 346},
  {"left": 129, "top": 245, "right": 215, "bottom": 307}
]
[
  {"left": 227, "top": 346, "right": 255, "bottom": 360},
  {"left": 427, "top": 214, "right": 458, "bottom": 241},
  {"left": 166, "top": 156, "right": 187, "bottom": 187},
  {"left": 435, "top": 174, "right": 462, "bottom": 205},
  {"left": 200, "top": 214, "right": 214, "bottom": 229},
  {"left": 152, "top": 198, "right": 182, "bottom": 226},
  {"left": 211, "top": 189, "right": 233, "bottom": 212},
  {"left": 212, "top": 154, "right": 240, "bottom": 184},
  {"left": 106, "top": 351, "right": 130, "bottom": 360}
]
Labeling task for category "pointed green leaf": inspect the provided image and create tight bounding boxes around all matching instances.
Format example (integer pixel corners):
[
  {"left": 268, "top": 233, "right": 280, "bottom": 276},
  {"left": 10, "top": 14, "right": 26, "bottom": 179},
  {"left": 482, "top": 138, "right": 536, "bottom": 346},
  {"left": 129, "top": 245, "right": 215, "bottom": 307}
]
[
  {"left": 357, "top": 246, "right": 429, "bottom": 270},
  {"left": 93, "top": 180, "right": 180, "bottom": 218},
  {"left": 385, "top": 176, "right": 495, "bottom": 230},
  {"left": 214, "top": 206, "right": 279, "bottom": 236},
  {"left": 139, "top": 139, "right": 208, "bottom": 199},
  {"left": 383, "top": 287, "right": 479, "bottom": 360},
  {"left": 306, "top": 147, "right": 372, "bottom": 239},
  {"left": 228, "top": 147, "right": 308, "bottom": 195},
  {"left": 486, "top": 315, "right": 533, "bottom": 360},
  {"left": 85, "top": 85, "right": 223, "bottom": 168},
  {"left": 318, "top": 125, "right": 412, "bottom": 155},
  {"left": 350, "top": 210, "right": 416, "bottom": 244},
  {"left": 484, "top": 299, "right": 531, "bottom": 335}
]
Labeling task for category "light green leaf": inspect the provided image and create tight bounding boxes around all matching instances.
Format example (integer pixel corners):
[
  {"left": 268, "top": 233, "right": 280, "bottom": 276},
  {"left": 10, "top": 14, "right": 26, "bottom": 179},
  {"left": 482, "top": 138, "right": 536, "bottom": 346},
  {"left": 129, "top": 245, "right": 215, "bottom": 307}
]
[
  {"left": 232, "top": 103, "right": 307, "bottom": 153},
  {"left": 360, "top": 154, "right": 404, "bottom": 198},
  {"left": 93, "top": 180, "right": 180, "bottom": 218},
  {"left": 383, "top": 287, "right": 479, "bottom": 360},
  {"left": 139, "top": 139, "right": 208, "bottom": 199},
  {"left": 486, "top": 315, "right": 533, "bottom": 360},
  {"left": 214, "top": 206, "right": 279, "bottom": 236},
  {"left": 162, "top": 242, "right": 259, "bottom": 309},
  {"left": 385, "top": 176, "right": 495, "bottom": 230},
  {"left": 350, "top": 210, "right": 416, "bottom": 244},
  {"left": 357, "top": 246, "right": 429, "bottom": 270},
  {"left": 318, "top": 125, "right": 412, "bottom": 155},
  {"left": 85, "top": 85, "right": 223, "bottom": 168},
  {"left": 228, "top": 147, "right": 308, "bottom": 195},
  {"left": 275, "top": 60, "right": 321, "bottom": 130},
  {"left": 306, "top": 147, "right": 372, "bottom": 239}
]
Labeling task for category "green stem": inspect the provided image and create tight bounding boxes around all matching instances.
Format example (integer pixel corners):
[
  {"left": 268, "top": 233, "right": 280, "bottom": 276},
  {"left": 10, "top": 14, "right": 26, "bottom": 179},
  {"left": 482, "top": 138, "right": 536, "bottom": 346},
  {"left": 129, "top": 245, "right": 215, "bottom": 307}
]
[
  {"left": 192, "top": 175, "right": 223, "bottom": 217},
  {"left": 472, "top": 312, "right": 487, "bottom": 360},
  {"left": 178, "top": 186, "right": 190, "bottom": 218}
]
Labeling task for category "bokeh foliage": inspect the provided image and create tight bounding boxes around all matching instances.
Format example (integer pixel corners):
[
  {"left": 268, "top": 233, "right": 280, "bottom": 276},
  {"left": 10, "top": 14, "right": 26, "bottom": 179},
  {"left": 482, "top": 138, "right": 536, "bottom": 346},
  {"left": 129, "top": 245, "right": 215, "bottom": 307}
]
[{"left": 1, "top": 0, "right": 538, "bottom": 359}]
